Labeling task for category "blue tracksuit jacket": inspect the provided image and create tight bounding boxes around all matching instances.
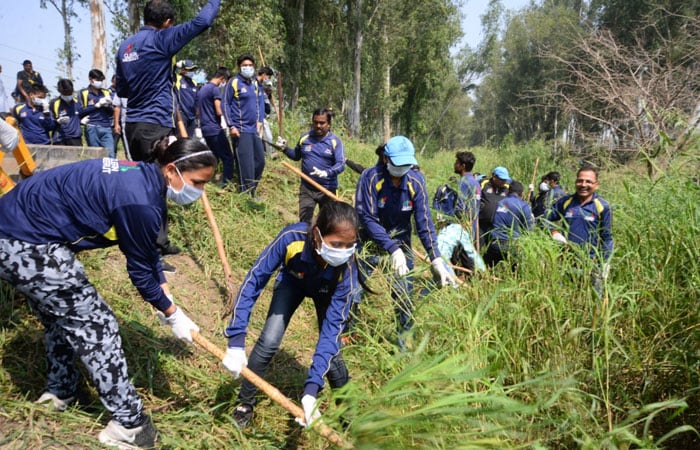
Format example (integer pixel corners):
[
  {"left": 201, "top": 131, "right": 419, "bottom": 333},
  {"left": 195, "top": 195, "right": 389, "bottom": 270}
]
[
  {"left": 175, "top": 73, "right": 198, "bottom": 122},
  {"left": 0, "top": 158, "right": 172, "bottom": 311},
  {"left": 79, "top": 87, "right": 114, "bottom": 127},
  {"left": 355, "top": 164, "right": 441, "bottom": 261},
  {"left": 115, "top": 0, "right": 220, "bottom": 127},
  {"left": 12, "top": 103, "right": 55, "bottom": 144},
  {"left": 283, "top": 131, "right": 345, "bottom": 190},
  {"left": 225, "top": 223, "right": 356, "bottom": 395},
  {"left": 457, "top": 172, "right": 481, "bottom": 238},
  {"left": 547, "top": 193, "right": 613, "bottom": 260},
  {"left": 222, "top": 74, "right": 264, "bottom": 133},
  {"left": 196, "top": 81, "right": 222, "bottom": 137},
  {"left": 50, "top": 96, "right": 82, "bottom": 140},
  {"left": 489, "top": 194, "right": 534, "bottom": 242}
]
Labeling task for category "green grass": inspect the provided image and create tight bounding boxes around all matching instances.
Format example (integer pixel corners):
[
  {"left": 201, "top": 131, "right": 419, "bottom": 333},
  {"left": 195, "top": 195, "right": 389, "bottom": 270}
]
[{"left": 1, "top": 134, "right": 699, "bottom": 448}]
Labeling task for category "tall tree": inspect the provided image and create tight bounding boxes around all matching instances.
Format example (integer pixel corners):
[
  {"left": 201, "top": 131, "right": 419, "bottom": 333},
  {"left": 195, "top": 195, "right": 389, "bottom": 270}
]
[
  {"left": 40, "top": 0, "right": 81, "bottom": 80},
  {"left": 89, "top": 0, "right": 108, "bottom": 74}
]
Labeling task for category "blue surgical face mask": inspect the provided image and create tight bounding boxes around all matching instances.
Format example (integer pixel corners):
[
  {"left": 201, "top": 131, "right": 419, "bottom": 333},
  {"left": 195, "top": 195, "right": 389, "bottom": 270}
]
[
  {"left": 387, "top": 162, "right": 412, "bottom": 178},
  {"left": 315, "top": 233, "right": 356, "bottom": 267},
  {"left": 240, "top": 66, "right": 255, "bottom": 79},
  {"left": 166, "top": 167, "right": 204, "bottom": 205}
]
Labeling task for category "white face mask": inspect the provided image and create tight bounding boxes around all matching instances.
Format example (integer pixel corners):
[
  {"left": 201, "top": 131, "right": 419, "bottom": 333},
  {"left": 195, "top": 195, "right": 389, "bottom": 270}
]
[
  {"left": 240, "top": 66, "right": 255, "bottom": 79},
  {"left": 539, "top": 181, "right": 551, "bottom": 193},
  {"left": 166, "top": 167, "right": 204, "bottom": 205},
  {"left": 387, "top": 162, "right": 412, "bottom": 178},
  {"left": 32, "top": 97, "right": 44, "bottom": 106},
  {"left": 91, "top": 80, "right": 104, "bottom": 89},
  {"left": 315, "top": 233, "right": 356, "bottom": 267},
  {"left": 61, "top": 95, "right": 73, "bottom": 102}
]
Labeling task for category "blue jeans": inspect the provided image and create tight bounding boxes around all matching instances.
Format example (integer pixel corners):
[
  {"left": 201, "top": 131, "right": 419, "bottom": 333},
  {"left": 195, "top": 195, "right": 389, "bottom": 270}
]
[
  {"left": 86, "top": 125, "right": 115, "bottom": 158},
  {"left": 237, "top": 280, "right": 349, "bottom": 405}
]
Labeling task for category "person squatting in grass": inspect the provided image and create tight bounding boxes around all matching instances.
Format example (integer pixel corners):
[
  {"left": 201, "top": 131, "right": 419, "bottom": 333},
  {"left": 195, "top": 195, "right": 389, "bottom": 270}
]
[
  {"left": 545, "top": 164, "right": 613, "bottom": 296},
  {"left": 354, "top": 136, "right": 458, "bottom": 350},
  {"left": 0, "top": 138, "right": 217, "bottom": 449},
  {"left": 222, "top": 201, "right": 359, "bottom": 429},
  {"left": 483, "top": 181, "right": 535, "bottom": 268},
  {"left": 276, "top": 108, "right": 347, "bottom": 223}
]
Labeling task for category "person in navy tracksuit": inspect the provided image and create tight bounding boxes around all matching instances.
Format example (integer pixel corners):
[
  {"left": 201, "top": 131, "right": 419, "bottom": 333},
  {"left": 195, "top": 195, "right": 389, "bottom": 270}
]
[
  {"left": 116, "top": 0, "right": 220, "bottom": 162},
  {"left": 483, "top": 181, "right": 534, "bottom": 267},
  {"left": 546, "top": 165, "right": 613, "bottom": 296},
  {"left": 354, "top": 136, "right": 457, "bottom": 349},
  {"left": 278, "top": 108, "right": 346, "bottom": 223},
  {"left": 12, "top": 84, "right": 54, "bottom": 145},
  {"left": 222, "top": 54, "right": 266, "bottom": 197},
  {"left": 174, "top": 59, "right": 199, "bottom": 138},
  {"left": 196, "top": 67, "right": 234, "bottom": 185},
  {"left": 50, "top": 79, "right": 83, "bottom": 146},
  {"left": 79, "top": 69, "right": 115, "bottom": 155},
  {"left": 223, "top": 201, "right": 359, "bottom": 429},
  {"left": 0, "top": 138, "right": 217, "bottom": 448}
]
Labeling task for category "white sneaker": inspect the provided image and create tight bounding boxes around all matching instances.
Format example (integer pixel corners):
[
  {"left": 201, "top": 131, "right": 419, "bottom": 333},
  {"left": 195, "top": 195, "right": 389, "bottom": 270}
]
[
  {"left": 98, "top": 416, "right": 157, "bottom": 449},
  {"left": 35, "top": 392, "right": 75, "bottom": 412}
]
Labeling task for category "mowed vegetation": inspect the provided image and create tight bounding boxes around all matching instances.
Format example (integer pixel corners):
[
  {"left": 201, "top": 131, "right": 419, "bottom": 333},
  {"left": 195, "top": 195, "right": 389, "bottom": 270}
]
[{"left": 0, "top": 131, "right": 698, "bottom": 448}]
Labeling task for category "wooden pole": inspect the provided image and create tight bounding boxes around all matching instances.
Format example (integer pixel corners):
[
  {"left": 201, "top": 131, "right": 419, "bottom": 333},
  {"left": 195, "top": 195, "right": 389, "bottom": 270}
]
[
  {"left": 276, "top": 72, "right": 284, "bottom": 137},
  {"left": 281, "top": 161, "right": 343, "bottom": 202},
  {"left": 526, "top": 157, "right": 540, "bottom": 201},
  {"left": 200, "top": 191, "right": 237, "bottom": 314},
  {"left": 190, "top": 331, "right": 353, "bottom": 449}
]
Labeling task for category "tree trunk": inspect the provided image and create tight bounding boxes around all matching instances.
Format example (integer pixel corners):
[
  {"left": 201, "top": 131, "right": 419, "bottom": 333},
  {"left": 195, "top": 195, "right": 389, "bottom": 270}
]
[
  {"left": 291, "top": 0, "right": 305, "bottom": 111},
  {"left": 348, "top": 0, "right": 362, "bottom": 137},
  {"left": 61, "top": 0, "right": 74, "bottom": 80},
  {"left": 90, "top": 0, "right": 108, "bottom": 74},
  {"left": 128, "top": 0, "right": 140, "bottom": 34},
  {"left": 382, "top": 27, "right": 390, "bottom": 142}
]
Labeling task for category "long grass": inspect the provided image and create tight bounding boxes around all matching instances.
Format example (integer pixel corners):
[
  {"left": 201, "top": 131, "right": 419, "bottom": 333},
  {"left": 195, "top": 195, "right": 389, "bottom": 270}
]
[{"left": 1, "top": 133, "right": 698, "bottom": 448}]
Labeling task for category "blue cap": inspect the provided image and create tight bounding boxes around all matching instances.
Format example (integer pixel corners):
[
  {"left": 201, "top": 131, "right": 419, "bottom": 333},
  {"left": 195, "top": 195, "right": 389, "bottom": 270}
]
[
  {"left": 176, "top": 59, "right": 197, "bottom": 70},
  {"left": 384, "top": 136, "right": 418, "bottom": 166},
  {"left": 492, "top": 166, "right": 512, "bottom": 183}
]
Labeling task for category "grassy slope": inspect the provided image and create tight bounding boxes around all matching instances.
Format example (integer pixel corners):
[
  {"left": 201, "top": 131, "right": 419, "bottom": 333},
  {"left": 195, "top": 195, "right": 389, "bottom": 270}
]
[{"left": 1, "top": 137, "right": 698, "bottom": 449}]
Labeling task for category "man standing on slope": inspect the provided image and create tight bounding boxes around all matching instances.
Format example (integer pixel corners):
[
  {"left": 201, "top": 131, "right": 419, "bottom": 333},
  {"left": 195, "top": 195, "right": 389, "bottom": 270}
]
[{"left": 222, "top": 54, "right": 266, "bottom": 198}]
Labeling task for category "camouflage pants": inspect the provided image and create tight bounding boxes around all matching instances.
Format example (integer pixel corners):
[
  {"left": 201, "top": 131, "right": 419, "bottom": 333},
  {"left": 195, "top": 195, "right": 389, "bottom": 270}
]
[{"left": 0, "top": 239, "right": 145, "bottom": 427}]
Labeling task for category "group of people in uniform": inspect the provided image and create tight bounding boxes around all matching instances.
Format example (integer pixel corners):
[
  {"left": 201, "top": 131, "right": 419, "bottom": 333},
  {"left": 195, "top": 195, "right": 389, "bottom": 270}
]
[{"left": 0, "top": 0, "right": 614, "bottom": 448}]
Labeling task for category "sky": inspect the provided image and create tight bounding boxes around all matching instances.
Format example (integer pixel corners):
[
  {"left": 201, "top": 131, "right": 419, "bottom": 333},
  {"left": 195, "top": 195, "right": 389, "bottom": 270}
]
[{"left": 0, "top": 0, "right": 531, "bottom": 99}]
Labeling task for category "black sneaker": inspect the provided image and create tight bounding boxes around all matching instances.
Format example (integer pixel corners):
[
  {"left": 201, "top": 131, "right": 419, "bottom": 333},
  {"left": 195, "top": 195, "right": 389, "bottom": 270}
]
[
  {"left": 98, "top": 414, "right": 157, "bottom": 449},
  {"left": 160, "top": 259, "right": 177, "bottom": 274},
  {"left": 232, "top": 403, "right": 254, "bottom": 428},
  {"left": 159, "top": 244, "right": 181, "bottom": 256}
]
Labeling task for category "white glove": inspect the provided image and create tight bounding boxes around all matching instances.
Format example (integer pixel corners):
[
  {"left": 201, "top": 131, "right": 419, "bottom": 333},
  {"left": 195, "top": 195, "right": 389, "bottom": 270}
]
[
  {"left": 310, "top": 166, "right": 328, "bottom": 178},
  {"left": 275, "top": 136, "right": 287, "bottom": 148},
  {"left": 80, "top": 116, "right": 90, "bottom": 125},
  {"left": 97, "top": 96, "right": 112, "bottom": 108},
  {"left": 158, "top": 307, "right": 199, "bottom": 342},
  {"left": 528, "top": 184, "right": 534, "bottom": 192},
  {"left": 56, "top": 116, "right": 70, "bottom": 125},
  {"left": 551, "top": 231, "right": 567, "bottom": 244},
  {"left": 295, "top": 395, "right": 321, "bottom": 428},
  {"left": 431, "top": 257, "right": 458, "bottom": 288},
  {"left": 42, "top": 99, "right": 51, "bottom": 114},
  {"left": 390, "top": 249, "right": 409, "bottom": 277},
  {"left": 222, "top": 347, "right": 247, "bottom": 379},
  {"left": 194, "top": 127, "right": 203, "bottom": 138}
]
